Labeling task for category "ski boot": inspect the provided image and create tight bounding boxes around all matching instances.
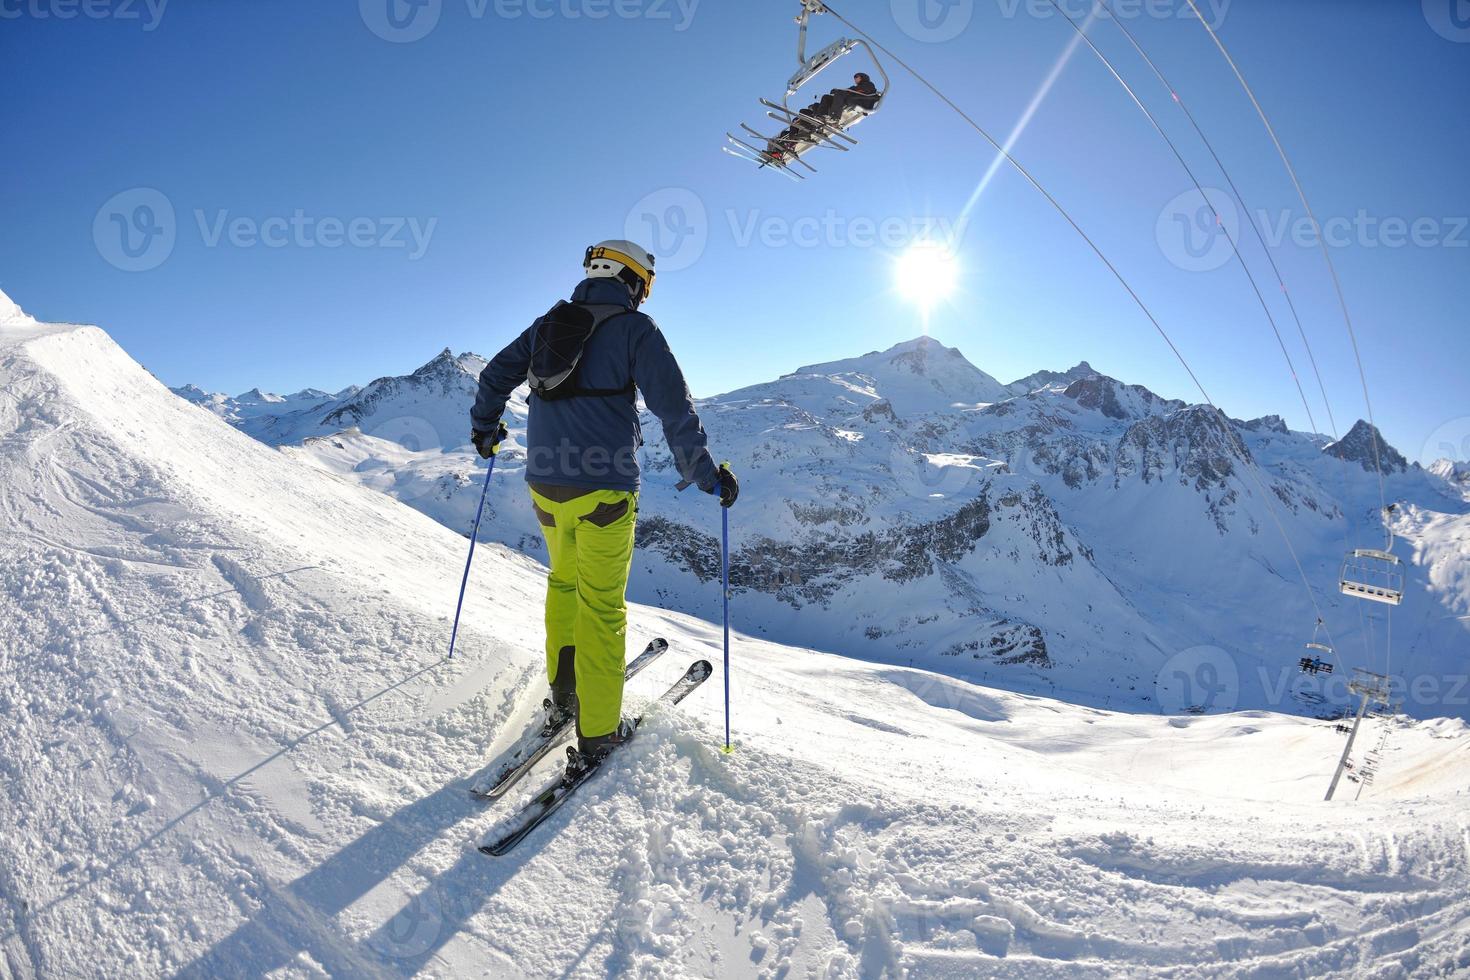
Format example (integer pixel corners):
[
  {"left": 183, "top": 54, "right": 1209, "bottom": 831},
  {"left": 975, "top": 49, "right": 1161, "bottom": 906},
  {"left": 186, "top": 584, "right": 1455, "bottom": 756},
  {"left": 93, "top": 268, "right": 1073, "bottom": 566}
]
[{"left": 565, "top": 718, "right": 636, "bottom": 777}]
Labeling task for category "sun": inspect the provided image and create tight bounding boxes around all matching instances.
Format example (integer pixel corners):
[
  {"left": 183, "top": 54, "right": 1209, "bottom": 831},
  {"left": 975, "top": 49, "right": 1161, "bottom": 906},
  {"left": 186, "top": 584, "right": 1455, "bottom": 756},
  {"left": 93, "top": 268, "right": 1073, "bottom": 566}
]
[{"left": 894, "top": 242, "right": 959, "bottom": 309}]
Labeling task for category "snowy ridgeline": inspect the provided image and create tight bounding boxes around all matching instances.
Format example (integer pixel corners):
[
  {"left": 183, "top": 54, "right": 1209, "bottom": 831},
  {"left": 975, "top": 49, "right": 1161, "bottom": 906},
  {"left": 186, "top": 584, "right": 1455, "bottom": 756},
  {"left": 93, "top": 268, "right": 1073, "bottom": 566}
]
[
  {"left": 3, "top": 289, "right": 1470, "bottom": 976},
  {"left": 179, "top": 331, "right": 1470, "bottom": 722}
]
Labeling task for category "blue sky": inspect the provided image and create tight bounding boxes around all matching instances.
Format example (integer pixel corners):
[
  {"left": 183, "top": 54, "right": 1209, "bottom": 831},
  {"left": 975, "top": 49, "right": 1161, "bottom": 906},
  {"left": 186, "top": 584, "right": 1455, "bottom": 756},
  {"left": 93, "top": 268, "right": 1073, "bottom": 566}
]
[{"left": 3, "top": 0, "right": 1467, "bottom": 461}]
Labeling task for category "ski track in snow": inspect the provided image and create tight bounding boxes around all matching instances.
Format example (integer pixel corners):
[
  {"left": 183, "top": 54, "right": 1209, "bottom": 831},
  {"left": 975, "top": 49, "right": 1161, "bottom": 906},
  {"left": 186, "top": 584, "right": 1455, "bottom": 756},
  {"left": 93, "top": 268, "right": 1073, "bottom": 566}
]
[{"left": 0, "top": 306, "right": 1469, "bottom": 977}]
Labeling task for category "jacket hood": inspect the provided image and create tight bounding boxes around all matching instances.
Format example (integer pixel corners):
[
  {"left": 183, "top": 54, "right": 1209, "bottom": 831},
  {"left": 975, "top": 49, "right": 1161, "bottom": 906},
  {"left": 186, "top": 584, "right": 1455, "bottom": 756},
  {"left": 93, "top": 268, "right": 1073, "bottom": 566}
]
[{"left": 571, "top": 277, "right": 635, "bottom": 308}]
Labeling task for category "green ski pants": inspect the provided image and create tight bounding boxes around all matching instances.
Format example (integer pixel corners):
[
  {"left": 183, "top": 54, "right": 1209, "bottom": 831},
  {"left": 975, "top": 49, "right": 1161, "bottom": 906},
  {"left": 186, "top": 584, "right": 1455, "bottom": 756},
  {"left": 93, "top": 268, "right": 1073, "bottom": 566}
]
[{"left": 529, "top": 483, "right": 638, "bottom": 739}]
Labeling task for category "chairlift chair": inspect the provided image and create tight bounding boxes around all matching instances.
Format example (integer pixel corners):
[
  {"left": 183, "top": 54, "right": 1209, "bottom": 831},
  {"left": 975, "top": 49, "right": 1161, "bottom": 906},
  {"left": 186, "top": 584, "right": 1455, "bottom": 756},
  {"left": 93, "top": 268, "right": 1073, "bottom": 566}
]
[
  {"left": 1340, "top": 509, "right": 1405, "bottom": 606},
  {"left": 1299, "top": 619, "right": 1335, "bottom": 674},
  {"left": 1339, "top": 548, "right": 1404, "bottom": 605},
  {"left": 724, "top": 1, "right": 890, "bottom": 179}
]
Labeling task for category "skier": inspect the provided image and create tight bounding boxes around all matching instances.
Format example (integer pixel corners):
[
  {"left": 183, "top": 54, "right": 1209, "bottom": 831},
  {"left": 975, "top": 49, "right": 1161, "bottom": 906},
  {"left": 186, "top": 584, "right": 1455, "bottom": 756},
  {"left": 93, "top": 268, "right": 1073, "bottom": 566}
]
[
  {"left": 469, "top": 239, "right": 739, "bottom": 771},
  {"left": 768, "top": 72, "right": 880, "bottom": 158}
]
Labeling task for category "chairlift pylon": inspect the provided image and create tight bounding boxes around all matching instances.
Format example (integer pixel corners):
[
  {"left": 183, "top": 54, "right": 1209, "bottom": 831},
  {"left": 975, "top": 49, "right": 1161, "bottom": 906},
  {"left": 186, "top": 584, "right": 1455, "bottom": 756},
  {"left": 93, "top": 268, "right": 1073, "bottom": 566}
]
[{"left": 723, "top": 1, "right": 890, "bottom": 179}]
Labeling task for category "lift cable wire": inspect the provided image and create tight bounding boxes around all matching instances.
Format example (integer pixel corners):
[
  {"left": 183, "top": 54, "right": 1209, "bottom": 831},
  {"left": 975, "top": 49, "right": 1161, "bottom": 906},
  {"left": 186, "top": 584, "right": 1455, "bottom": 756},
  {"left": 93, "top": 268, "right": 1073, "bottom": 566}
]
[
  {"left": 1097, "top": 0, "right": 1338, "bottom": 441},
  {"left": 1062, "top": 0, "right": 1370, "bottom": 671},
  {"left": 1043, "top": 0, "right": 1320, "bottom": 440},
  {"left": 1181, "top": 0, "right": 1394, "bottom": 679},
  {"left": 1094, "top": 0, "right": 1373, "bottom": 674},
  {"left": 819, "top": 2, "right": 1341, "bottom": 661}
]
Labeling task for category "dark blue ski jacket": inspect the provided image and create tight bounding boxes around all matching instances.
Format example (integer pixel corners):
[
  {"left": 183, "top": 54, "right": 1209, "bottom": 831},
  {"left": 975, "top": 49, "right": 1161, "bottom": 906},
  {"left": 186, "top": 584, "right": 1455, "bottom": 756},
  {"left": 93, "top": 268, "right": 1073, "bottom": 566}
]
[{"left": 471, "top": 277, "right": 720, "bottom": 494}]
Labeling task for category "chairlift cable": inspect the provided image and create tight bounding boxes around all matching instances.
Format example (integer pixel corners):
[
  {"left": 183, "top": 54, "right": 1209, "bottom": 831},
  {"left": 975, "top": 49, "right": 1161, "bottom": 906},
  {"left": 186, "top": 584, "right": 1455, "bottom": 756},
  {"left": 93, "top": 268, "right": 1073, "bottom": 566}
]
[
  {"left": 1181, "top": 0, "right": 1391, "bottom": 527},
  {"left": 820, "top": 1, "right": 1342, "bottom": 666},
  {"left": 1182, "top": 0, "right": 1401, "bottom": 683},
  {"left": 1042, "top": 0, "right": 1320, "bottom": 439},
  {"left": 1087, "top": 0, "right": 1376, "bottom": 671},
  {"left": 1096, "top": 0, "right": 1339, "bottom": 442}
]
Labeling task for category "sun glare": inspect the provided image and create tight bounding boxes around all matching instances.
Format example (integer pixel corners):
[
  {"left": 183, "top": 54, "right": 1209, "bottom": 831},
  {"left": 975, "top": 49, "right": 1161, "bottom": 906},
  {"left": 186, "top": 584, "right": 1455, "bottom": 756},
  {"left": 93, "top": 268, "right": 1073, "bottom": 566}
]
[{"left": 894, "top": 242, "right": 959, "bottom": 309}]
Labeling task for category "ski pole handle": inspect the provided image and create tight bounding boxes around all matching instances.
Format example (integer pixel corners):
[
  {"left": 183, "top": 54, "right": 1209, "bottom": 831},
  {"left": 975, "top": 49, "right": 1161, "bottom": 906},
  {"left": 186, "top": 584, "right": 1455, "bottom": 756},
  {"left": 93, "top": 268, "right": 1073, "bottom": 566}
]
[{"left": 448, "top": 453, "right": 497, "bottom": 660}]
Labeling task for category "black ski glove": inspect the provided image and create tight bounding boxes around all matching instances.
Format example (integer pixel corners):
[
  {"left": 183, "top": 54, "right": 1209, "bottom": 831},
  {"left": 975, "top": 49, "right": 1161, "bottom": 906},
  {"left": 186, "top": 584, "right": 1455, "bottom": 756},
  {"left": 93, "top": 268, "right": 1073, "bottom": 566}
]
[
  {"left": 471, "top": 421, "right": 509, "bottom": 459},
  {"left": 712, "top": 463, "right": 739, "bottom": 508}
]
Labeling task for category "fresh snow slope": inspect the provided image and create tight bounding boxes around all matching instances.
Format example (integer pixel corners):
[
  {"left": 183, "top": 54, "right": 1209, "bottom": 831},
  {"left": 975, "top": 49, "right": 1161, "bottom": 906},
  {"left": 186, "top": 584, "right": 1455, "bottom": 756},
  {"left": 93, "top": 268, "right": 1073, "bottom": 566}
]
[
  {"left": 184, "top": 336, "right": 1470, "bottom": 721},
  {"left": 4, "top": 295, "right": 1470, "bottom": 977}
]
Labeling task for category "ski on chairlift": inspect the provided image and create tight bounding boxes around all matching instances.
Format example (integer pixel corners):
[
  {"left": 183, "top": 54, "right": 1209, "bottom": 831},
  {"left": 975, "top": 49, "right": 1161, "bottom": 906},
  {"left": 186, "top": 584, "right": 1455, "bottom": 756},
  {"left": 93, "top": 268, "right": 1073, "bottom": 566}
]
[
  {"left": 1339, "top": 508, "right": 1404, "bottom": 606},
  {"left": 724, "top": 1, "right": 889, "bottom": 180}
]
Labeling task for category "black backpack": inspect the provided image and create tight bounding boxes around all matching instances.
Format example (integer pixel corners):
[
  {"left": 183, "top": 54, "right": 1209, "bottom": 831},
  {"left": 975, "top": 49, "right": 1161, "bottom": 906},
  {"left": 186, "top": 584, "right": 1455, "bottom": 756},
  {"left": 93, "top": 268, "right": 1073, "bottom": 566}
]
[{"left": 526, "top": 301, "right": 636, "bottom": 401}]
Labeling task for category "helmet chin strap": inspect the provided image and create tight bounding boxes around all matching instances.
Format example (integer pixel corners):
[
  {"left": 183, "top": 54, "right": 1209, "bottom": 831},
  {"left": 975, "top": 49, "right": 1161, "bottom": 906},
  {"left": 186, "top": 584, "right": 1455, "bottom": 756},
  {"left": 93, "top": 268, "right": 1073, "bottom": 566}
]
[{"left": 617, "top": 268, "right": 646, "bottom": 305}]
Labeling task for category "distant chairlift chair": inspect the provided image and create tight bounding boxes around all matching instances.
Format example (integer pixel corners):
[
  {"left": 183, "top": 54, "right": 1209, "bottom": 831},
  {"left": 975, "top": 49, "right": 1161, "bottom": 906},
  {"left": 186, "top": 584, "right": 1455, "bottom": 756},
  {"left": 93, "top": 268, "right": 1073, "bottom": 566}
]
[
  {"left": 1339, "top": 508, "right": 1405, "bottom": 606},
  {"left": 1339, "top": 547, "right": 1404, "bottom": 606},
  {"left": 1298, "top": 618, "right": 1335, "bottom": 675}
]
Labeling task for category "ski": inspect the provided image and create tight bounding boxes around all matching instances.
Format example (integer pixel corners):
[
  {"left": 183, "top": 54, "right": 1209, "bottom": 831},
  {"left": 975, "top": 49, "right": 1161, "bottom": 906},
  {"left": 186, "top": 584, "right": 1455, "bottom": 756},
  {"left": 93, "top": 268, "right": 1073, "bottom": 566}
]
[
  {"left": 469, "top": 638, "right": 668, "bottom": 800},
  {"left": 478, "top": 659, "right": 713, "bottom": 857}
]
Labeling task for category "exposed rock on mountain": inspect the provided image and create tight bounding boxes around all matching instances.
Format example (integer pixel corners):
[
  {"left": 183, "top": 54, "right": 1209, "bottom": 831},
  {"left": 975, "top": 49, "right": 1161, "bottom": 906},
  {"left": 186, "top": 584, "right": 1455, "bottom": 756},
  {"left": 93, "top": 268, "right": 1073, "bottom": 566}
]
[{"left": 1325, "top": 419, "right": 1410, "bottom": 474}]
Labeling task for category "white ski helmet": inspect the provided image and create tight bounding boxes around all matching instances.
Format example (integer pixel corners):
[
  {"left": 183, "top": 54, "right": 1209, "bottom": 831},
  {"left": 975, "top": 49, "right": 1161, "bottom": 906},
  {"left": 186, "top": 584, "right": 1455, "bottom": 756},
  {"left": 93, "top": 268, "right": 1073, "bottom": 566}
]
[{"left": 583, "top": 239, "right": 656, "bottom": 303}]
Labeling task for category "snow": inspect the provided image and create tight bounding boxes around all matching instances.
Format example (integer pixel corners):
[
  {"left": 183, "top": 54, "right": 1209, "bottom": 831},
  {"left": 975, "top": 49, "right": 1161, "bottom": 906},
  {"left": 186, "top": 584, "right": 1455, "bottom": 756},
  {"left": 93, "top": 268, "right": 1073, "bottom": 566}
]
[
  {"left": 5, "top": 309, "right": 1470, "bottom": 976},
  {"left": 190, "top": 334, "right": 1470, "bottom": 724}
]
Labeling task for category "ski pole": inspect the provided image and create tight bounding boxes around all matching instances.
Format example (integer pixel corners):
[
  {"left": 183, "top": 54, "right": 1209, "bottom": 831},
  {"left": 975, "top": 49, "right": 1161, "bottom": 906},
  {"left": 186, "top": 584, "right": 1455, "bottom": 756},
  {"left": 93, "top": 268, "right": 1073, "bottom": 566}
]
[
  {"left": 721, "top": 499, "right": 732, "bottom": 753},
  {"left": 448, "top": 450, "right": 497, "bottom": 660}
]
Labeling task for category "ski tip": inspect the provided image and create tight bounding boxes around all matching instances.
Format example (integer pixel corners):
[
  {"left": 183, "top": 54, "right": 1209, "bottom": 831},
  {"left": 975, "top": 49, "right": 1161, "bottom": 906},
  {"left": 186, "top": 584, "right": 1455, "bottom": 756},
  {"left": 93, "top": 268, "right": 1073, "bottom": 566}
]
[
  {"left": 651, "top": 637, "right": 669, "bottom": 651},
  {"left": 477, "top": 844, "right": 499, "bottom": 857},
  {"left": 689, "top": 659, "right": 714, "bottom": 681}
]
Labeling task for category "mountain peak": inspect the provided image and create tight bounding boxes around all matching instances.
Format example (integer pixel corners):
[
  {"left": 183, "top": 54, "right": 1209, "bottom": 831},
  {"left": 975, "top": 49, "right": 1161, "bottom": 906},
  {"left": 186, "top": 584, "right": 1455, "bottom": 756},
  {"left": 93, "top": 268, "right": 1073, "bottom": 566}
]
[
  {"left": 411, "top": 347, "right": 479, "bottom": 380},
  {"left": 790, "top": 336, "right": 1008, "bottom": 415},
  {"left": 1061, "top": 374, "right": 1180, "bottom": 420},
  {"left": 235, "top": 387, "right": 284, "bottom": 404},
  {"left": 1005, "top": 360, "right": 1101, "bottom": 397},
  {"left": 1324, "top": 419, "right": 1409, "bottom": 474},
  {"left": 0, "top": 288, "right": 32, "bottom": 327}
]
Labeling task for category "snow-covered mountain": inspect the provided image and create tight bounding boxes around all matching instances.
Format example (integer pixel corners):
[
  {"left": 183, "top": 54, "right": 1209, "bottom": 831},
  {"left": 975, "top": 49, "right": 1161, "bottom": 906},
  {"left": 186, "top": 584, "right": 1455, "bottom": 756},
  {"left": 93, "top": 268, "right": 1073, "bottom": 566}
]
[
  {"left": 1431, "top": 457, "right": 1470, "bottom": 489},
  {"left": 12, "top": 291, "right": 1470, "bottom": 977},
  {"left": 173, "top": 382, "right": 358, "bottom": 429},
  {"left": 178, "top": 335, "right": 1470, "bottom": 722}
]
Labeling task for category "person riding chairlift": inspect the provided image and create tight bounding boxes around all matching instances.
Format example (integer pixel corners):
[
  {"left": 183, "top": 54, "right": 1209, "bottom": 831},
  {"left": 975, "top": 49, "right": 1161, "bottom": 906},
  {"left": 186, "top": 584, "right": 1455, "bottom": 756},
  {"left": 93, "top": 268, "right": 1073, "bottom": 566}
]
[{"left": 768, "top": 71, "right": 879, "bottom": 159}]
